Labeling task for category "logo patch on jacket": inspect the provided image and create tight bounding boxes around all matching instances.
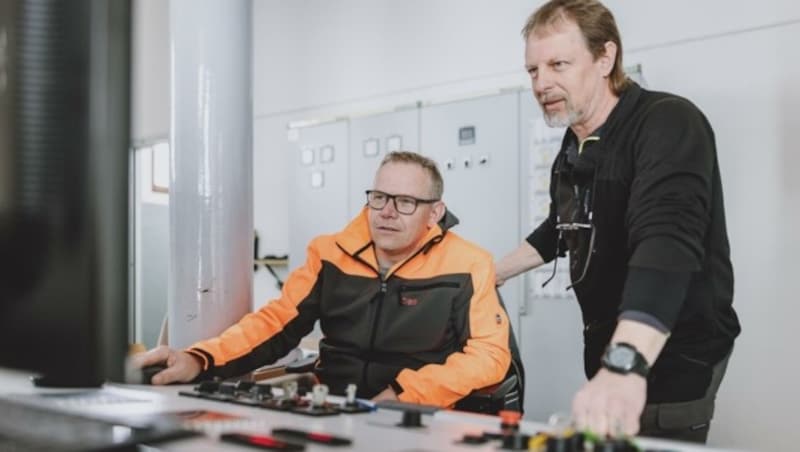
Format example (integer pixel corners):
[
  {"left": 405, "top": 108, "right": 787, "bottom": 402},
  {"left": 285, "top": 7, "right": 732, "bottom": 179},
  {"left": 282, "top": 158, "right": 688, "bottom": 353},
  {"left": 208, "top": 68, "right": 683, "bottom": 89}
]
[{"left": 400, "top": 296, "right": 419, "bottom": 307}]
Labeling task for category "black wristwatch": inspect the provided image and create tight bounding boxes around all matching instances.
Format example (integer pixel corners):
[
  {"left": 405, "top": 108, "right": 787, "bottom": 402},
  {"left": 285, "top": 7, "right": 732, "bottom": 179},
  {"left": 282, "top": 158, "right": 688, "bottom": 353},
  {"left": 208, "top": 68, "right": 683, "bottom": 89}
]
[{"left": 601, "top": 342, "right": 650, "bottom": 378}]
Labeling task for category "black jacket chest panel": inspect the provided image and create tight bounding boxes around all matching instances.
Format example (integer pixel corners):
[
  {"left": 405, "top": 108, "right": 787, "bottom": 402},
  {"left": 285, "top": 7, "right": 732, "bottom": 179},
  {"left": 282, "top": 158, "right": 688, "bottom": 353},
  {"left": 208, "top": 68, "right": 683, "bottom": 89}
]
[
  {"left": 552, "top": 140, "right": 632, "bottom": 320},
  {"left": 314, "top": 261, "right": 475, "bottom": 396},
  {"left": 317, "top": 262, "right": 472, "bottom": 351}
]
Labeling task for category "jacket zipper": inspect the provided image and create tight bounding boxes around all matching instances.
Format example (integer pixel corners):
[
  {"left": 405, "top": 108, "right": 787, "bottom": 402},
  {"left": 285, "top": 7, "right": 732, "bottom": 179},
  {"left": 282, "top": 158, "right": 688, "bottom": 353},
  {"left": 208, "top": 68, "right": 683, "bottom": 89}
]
[
  {"left": 365, "top": 234, "right": 443, "bottom": 352},
  {"left": 368, "top": 281, "right": 388, "bottom": 349},
  {"left": 399, "top": 281, "right": 460, "bottom": 292},
  {"left": 362, "top": 280, "right": 387, "bottom": 390},
  {"left": 341, "top": 234, "right": 445, "bottom": 391}
]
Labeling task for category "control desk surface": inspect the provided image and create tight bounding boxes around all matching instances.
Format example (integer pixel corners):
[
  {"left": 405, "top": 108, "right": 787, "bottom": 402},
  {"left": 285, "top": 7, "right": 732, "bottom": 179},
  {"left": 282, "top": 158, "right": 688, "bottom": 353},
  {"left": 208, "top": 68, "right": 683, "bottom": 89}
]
[{"left": 0, "top": 369, "right": 738, "bottom": 451}]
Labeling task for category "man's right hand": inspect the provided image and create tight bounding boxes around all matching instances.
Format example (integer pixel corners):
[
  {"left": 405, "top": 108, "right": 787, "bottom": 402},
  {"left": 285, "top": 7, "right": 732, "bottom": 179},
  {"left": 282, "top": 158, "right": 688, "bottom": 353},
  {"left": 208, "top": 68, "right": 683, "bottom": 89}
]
[{"left": 130, "top": 345, "right": 203, "bottom": 385}]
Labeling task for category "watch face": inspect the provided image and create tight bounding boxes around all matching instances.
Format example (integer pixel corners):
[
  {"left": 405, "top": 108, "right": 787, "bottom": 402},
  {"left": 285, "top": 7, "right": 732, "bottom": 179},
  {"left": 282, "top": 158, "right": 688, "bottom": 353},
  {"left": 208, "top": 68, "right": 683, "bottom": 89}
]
[{"left": 608, "top": 346, "right": 636, "bottom": 370}]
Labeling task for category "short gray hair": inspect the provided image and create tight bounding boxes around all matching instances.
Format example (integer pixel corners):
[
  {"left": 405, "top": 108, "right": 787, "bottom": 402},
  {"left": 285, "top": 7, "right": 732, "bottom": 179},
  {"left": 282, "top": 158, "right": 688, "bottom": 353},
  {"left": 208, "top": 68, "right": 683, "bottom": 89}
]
[{"left": 380, "top": 151, "right": 443, "bottom": 200}]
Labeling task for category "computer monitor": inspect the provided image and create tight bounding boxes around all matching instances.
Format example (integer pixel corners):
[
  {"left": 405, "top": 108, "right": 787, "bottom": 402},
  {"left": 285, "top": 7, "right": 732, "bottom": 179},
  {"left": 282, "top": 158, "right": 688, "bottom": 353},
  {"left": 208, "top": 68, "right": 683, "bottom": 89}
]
[{"left": 0, "top": 0, "right": 131, "bottom": 387}]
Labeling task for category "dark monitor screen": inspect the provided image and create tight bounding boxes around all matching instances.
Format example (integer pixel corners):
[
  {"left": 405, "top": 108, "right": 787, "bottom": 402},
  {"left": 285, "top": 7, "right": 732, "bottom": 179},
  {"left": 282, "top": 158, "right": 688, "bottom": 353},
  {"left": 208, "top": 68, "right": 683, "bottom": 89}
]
[{"left": 0, "top": 0, "right": 131, "bottom": 387}]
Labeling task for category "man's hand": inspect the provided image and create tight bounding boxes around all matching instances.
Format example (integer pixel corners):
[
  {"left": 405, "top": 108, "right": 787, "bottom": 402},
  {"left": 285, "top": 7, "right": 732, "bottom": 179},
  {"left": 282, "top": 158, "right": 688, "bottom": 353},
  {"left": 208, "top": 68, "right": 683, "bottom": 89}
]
[
  {"left": 129, "top": 345, "right": 203, "bottom": 385},
  {"left": 371, "top": 386, "right": 398, "bottom": 403},
  {"left": 571, "top": 368, "right": 646, "bottom": 437}
]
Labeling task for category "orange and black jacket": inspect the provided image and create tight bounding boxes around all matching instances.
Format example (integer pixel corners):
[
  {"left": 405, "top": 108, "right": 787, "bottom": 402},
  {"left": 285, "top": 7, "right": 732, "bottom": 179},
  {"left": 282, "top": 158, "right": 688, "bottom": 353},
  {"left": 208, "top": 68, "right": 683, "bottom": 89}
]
[{"left": 187, "top": 208, "right": 511, "bottom": 407}]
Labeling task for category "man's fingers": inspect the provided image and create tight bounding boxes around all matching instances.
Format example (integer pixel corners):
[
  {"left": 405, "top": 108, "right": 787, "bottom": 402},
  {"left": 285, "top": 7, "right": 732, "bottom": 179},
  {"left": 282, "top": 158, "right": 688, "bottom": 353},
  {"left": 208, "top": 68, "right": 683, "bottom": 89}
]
[
  {"left": 588, "top": 406, "right": 609, "bottom": 437},
  {"left": 150, "top": 351, "right": 184, "bottom": 385},
  {"left": 605, "top": 398, "right": 627, "bottom": 438},
  {"left": 152, "top": 351, "right": 202, "bottom": 385},
  {"left": 130, "top": 345, "right": 170, "bottom": 368},
  {"left": 572, "top": 384, "right": 638, "bottom": 438},
  {"left": 571, "top": 386, "right": 591, "bottom": 430},
  {"left": 150, "top": 364, "right": 182, "bottom": 385},
  {"left": 571, "top": 370, "right": 647, "bottom": 439},
  {"left": 166, "top": 350, "right": 178, "bottom": 367},
  {"left": 621, "top": 410, "right": 639, "bottom": 437}
]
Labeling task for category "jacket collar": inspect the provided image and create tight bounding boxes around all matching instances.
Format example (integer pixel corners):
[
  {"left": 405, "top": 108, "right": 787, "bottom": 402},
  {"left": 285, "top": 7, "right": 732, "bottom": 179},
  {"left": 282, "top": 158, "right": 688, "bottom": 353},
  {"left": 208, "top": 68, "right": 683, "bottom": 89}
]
[
  {"left": 335, "top": 207, "right": 460, "bottom": 270},
  {"left": 563, "top": 81, "right": 642, "bottom": 143},
  {"left": 559, "top": 81, "right": 643, "bottom": 164},
  {"left": 582, "top": 81, "right": 642, "bottom": 141},
  {"left": 602, "top": 81, "right": 642, "bottom": 138}
]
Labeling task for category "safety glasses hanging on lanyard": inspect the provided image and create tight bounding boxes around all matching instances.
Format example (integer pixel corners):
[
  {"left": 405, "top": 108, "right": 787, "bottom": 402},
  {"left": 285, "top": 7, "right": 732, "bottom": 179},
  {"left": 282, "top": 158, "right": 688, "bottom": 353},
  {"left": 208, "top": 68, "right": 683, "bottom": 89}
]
[{"left": 541, "top": 136, "right": 600, "bottom": 291}]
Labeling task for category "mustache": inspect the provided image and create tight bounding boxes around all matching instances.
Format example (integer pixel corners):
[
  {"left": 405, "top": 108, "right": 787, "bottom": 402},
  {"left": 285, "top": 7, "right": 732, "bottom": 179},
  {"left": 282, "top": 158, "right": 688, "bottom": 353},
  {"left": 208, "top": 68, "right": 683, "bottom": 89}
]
[{"left": 538, "top": 92, "right": 565, "bottom": 104}]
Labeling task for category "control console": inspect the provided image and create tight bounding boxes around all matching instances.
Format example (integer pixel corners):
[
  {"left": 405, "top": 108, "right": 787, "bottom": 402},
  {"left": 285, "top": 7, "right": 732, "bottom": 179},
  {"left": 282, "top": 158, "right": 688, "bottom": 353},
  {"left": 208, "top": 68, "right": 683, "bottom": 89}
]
[{"left": 179, "top": 378, "right": 371, "bottom": 417}]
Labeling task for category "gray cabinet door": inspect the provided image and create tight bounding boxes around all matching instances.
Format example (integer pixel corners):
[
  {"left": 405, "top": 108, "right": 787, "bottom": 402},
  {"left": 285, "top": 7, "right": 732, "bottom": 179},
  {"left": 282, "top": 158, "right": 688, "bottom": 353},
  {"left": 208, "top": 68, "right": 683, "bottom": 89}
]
[
  {"left": 420, "top": 92, "right": 523, "bottom": 336},
  {"left": 289, "top": 120, "right": 349, "bottom": 271},
  {"left": 348, "top": 109, "right": 420, "bottom": 218}
]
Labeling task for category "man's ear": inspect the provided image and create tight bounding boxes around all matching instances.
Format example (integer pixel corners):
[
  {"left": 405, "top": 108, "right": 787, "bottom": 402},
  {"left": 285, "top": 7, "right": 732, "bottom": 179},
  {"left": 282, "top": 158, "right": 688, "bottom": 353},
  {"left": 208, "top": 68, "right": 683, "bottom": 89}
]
[
  {"left": 428, "top": 201, "right": 446, "bottom": 227},
  {"left": 600, "top": 41, "right": 617, "bottom": 78}
]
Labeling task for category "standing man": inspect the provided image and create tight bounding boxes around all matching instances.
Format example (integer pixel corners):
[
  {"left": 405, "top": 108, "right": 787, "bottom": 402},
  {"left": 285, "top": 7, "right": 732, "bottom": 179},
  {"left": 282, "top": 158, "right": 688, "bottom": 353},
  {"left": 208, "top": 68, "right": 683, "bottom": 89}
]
[
  {"left": 136, "top": 151, "right": 511, "bottom": 408},
  {"left": 496, "top": 0, "right": 740, "bottom": 443}
]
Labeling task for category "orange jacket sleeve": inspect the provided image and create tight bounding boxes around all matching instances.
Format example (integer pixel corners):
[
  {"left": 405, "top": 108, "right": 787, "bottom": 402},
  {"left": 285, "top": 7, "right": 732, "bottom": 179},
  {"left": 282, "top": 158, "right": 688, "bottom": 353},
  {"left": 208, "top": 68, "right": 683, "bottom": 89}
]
[{"left": 187, "top": 241, "right": 324, "bottom": 377}]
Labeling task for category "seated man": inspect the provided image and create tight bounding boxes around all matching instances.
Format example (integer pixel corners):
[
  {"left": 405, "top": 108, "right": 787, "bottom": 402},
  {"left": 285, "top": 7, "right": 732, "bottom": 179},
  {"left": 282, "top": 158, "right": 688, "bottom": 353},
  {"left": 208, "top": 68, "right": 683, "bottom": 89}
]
[{"left": 135, "top": 151, "right": 511, "bottom": 407}]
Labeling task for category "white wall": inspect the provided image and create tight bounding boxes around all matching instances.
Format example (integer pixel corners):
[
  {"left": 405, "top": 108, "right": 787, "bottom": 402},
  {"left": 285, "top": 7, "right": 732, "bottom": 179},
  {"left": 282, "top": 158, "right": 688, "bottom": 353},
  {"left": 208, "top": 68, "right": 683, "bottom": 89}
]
[{"left": 133, "top": 1, "right": 800, "bottom": 449}]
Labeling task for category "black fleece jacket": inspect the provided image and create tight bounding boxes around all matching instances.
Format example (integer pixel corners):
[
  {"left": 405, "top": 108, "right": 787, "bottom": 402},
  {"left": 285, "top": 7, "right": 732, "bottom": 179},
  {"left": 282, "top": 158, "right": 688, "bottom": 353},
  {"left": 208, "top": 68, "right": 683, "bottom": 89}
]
[{"left": 527, "top": 82, "right": 740, "bottom": 403}]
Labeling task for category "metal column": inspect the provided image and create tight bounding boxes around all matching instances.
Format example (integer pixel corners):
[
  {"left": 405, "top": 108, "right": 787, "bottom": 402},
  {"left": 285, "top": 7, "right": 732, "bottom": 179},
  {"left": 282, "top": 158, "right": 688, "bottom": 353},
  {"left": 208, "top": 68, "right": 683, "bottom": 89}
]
[{"left": 168, "top": 0, "right": 253, "bottom": 348}]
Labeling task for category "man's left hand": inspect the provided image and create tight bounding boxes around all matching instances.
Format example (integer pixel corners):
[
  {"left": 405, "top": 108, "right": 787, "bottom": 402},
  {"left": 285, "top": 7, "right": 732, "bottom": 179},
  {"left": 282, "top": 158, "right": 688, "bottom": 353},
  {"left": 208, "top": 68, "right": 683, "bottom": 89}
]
[
  {"left": 571, "top": 368, "right": 646, "bottom": 437},
  {"left": 372, "top": 386, "right": 398, "bottom": 403}
]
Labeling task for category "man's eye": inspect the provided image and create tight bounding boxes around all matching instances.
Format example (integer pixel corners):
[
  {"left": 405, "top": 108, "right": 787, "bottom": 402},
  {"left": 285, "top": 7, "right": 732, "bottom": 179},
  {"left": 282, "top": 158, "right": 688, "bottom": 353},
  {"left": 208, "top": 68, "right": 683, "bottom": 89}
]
[
  {"left": 397, "top": 197, "right": 416, "bottom": 207},
  {"left": 372, "top": 193, "right": 387, "bottom": 201}
]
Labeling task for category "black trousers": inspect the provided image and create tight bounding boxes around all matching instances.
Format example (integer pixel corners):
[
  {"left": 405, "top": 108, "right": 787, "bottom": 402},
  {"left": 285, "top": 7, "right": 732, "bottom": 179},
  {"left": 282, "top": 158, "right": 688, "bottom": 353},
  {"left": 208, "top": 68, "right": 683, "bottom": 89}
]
[{"left": 639, "top": 351, "right": 732, "bottom": 444}]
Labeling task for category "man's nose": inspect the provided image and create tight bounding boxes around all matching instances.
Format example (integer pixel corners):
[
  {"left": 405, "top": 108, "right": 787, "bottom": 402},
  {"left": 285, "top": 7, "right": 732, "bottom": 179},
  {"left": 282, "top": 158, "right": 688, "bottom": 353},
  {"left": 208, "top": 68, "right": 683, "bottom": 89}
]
[
  {"left": 533, "top": 68, "right": 553, "bottom": 97},
  {"left": 379, "top": 199, "right": 399, "bottom": 217}
]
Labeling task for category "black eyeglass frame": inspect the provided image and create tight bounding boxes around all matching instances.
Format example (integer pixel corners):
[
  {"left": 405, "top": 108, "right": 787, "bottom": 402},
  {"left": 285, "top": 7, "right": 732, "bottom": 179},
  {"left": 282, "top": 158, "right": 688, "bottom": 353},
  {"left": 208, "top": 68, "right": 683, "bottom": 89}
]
[
  {"left": 541, "top": 145, "right": 599, "bottom": 291},
  {"left": 365, "top": 190, "right": 440, "bottom": 215}
]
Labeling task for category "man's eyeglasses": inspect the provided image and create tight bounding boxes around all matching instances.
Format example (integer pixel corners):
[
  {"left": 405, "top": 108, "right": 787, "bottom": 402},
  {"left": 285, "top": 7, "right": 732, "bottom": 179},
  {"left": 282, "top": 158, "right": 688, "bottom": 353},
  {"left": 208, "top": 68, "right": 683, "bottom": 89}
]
[
  {"left": 365, "top": 190, "right": 439, "bottom": 215},
  {"left": 542, "top": 141, "right": 599, "bottom": 291}
]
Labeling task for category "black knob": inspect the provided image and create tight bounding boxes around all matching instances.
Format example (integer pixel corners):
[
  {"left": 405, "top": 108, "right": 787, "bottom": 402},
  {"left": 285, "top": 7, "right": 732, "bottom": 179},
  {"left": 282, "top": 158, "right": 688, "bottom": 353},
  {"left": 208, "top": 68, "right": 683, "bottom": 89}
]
[
  {"left": 502, "top": 433, "right": 530, "bottom": 450},
  {"left": 594, "top": 438, "right": 636, "bottom": 452},
  {"left": 219, "top": 382, "right": 238, "bottom": 395},
  {"left": 401, "top": 410, "right": 423, "bottom": 427},
  {"left": 252, "top": 384, "right": 272, "bottom": 396},
  {"left": 547, "top": 433, "right": 587, "bottom": 452},
  {"left": 235, "top": 381, "right": 255, "bottom": 392},
  {"left": 195, "top": 381, "right": 220, "bottom": 393}
]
